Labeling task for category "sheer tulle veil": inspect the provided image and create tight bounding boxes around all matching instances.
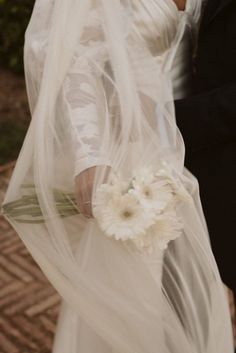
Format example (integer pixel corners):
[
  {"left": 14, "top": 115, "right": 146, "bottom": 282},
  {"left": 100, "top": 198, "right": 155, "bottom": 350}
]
[{"left": 2, "top": 0, "right": 234, "bottom": 352}]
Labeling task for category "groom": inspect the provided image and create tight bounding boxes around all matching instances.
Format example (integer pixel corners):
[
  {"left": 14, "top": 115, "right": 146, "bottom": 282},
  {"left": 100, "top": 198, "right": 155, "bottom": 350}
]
[{"left": 175, "top": 0, "right": 236, "bottom": 331}]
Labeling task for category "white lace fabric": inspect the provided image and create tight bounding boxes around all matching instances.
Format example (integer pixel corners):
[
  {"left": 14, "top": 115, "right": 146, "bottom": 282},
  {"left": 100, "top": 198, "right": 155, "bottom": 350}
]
[{"left": 62, "top": 7, "right": 111, "bottom": 176}]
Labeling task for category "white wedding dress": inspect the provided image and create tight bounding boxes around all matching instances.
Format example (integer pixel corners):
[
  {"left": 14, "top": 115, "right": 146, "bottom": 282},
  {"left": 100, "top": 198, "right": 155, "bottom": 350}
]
[
  {"left": 51, "top": 2, "right": 230, "bottom": 352},
  {"left": 3, "top": 1, "right": 234, "bottom": 352}
]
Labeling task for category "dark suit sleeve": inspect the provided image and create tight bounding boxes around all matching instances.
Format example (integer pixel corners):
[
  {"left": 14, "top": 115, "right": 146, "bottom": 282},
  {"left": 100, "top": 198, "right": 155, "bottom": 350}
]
[{"left": 175, "top": 81, "right": 236, "bottom": 152}]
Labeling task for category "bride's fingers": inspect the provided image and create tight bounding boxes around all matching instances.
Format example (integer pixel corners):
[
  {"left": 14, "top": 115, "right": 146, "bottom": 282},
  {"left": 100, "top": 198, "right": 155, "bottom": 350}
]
[
  {"left": 77, "top": 195, "right": 91, "bottom": 218},
  {"left": 82, "top": 198, "right": 93, "bottom": 218},
  {"left": 75, "top": 165, "right": 112, "bottom": 218},
  {"left": 78, "top": 186, "right": 93, "bottom": 218},
  {"left": 81, "top": 171, "right": 98, "bottom": 218},
  {"left": 75, "top": 189, "right": 87, "bottom": 216}
]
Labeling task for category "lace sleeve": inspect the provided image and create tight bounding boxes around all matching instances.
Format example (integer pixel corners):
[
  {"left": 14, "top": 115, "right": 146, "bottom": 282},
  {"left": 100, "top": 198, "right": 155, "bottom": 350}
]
[{"left": 62, "top": 7, "right": 110, "bottom": 177}]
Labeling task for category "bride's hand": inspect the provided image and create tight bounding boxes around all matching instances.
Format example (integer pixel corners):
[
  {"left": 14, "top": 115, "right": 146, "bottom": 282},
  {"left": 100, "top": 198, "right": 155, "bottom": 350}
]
[{"left": 75, "top": 165, "right": 111, "bottom": 219}]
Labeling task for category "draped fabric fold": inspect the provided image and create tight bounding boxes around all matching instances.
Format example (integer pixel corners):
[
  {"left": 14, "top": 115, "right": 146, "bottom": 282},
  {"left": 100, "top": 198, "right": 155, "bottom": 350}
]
[{"left": 2, "top": 0, "right": 234, "bottom": 352}]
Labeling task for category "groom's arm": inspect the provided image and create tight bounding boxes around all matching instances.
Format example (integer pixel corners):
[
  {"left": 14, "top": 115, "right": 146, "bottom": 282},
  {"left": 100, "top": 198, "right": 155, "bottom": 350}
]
[{"left": 175, "top": 81, "right": 236, "bottom": 152}]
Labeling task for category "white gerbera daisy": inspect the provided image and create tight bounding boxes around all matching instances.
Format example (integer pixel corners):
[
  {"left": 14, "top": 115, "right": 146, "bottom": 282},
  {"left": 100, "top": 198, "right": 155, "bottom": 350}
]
[
  {"left": 156, "top": 162, "right": 192, "bottom": 203},
  {"left": 132, "top": 209, "right": 183, "bottom": 253},
  {"left": 94, "top": 193, "right": 156, "bottom": 241},
  {"left": 130, "top": 178, "right": 173, "bottom": 213},
  {"left": 149, "top": 209, "right": 183, "bottom": 250},
  {"left": 93, "top": 173, "right": 129, "bottom": 207},
  {"left": 132, "top": 166, "right": 155, "bottom": 185}
]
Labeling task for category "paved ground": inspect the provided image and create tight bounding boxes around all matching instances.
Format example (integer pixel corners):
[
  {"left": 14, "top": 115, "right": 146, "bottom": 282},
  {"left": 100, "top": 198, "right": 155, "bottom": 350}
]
[{"left": 0, "top": 163, "right": 60, "bottom": 353}]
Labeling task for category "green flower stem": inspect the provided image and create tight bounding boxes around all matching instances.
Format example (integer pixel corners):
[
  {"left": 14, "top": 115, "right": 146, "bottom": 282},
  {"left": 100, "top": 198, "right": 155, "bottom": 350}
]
[
  {"left": 11, "top": 218, "right": 46, "bottom": 224},
  {"left": 2, "top": 187, "right": 80, "bottom": 224},
  {"left": 6, "top": 208, "right": 43, "bottom": 217}
]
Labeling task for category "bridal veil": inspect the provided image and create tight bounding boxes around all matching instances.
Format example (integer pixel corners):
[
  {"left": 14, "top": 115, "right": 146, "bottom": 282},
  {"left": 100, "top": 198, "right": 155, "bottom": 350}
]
[{"left": 3, "top": 0, "right": 234, "bottom": 352}]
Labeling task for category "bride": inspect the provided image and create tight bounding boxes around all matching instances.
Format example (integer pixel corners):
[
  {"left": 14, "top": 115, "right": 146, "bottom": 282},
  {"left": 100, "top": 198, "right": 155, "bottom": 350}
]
[{"left": 2, "top": 0, "right": 234, "bottom": 352}]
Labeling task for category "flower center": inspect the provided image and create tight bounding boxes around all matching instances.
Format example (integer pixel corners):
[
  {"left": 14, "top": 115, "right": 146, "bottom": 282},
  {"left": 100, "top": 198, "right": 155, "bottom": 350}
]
[
  {"left": 122, "top": 209, "right": 133, "bottom": 219},
  {"left": 144, "top": 187, "right": 152, "bottom": 198}
]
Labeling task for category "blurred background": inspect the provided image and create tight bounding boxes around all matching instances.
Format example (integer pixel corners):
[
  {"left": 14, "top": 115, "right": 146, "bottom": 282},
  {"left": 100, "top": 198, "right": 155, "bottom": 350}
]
[
  {"left": 0, "top": 0, "right": 33, "bottom": 166},
  {"left": 0, "top": 3, "right": 60, "bottom": 353}
]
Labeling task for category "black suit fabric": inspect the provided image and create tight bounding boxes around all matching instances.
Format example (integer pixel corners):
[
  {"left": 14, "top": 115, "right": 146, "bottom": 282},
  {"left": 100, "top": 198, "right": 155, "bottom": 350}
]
[{"left": 175, "top": 0, "right": 236, "bottom": 293}]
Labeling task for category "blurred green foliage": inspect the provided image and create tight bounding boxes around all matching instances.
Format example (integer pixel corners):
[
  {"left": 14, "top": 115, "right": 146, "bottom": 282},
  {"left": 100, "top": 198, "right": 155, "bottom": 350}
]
[
  {"left": 0, "top": 120, "right": 27, "bottom": 164},
  {"left": 0, "top": 0, "right": 34, "bottom": 73}
]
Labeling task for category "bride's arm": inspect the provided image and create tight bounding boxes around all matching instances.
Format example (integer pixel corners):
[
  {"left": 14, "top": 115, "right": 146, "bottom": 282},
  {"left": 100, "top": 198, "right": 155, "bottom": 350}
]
[{"left": 62, "top": 9, "right": 111, "bottom": 217}]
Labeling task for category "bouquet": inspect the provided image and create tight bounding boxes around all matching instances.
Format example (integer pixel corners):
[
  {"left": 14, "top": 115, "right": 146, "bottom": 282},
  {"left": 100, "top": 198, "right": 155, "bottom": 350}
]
[{"left": 2, "top": 164, "right": 191, "bottom": 253}]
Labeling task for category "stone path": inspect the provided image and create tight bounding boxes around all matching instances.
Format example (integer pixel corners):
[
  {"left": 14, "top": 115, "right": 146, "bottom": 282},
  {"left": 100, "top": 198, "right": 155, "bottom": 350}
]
[{"left": 0, "top": 163, "right": 60, "bottom": 353}]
